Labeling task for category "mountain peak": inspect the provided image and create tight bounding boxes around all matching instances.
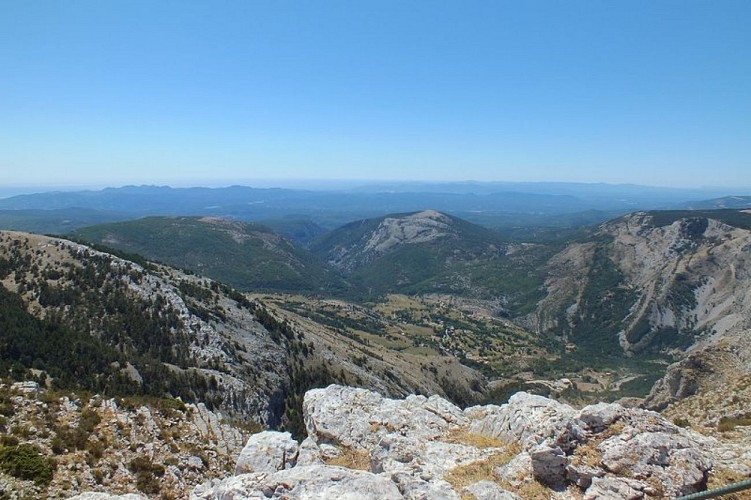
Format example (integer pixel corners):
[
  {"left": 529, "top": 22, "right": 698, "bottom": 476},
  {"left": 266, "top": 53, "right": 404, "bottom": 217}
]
[{"left": 363, "top": 210, "right": 453, "bottom": 255}]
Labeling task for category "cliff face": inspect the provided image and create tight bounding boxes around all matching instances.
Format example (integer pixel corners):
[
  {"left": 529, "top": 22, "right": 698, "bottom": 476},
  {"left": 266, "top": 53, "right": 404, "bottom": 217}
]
[
  {"left": 527, "top": 212, "right": 751, "bottom": 356},
  {"left": 192, "top": 385, "right": 751, "bottom": 500}
]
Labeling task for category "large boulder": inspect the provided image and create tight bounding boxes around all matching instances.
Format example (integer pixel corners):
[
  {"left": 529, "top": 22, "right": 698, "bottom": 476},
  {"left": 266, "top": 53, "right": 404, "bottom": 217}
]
[
  {"left": 192, "top": 465, "right": 402, "bottom": 499},
  {"left": 234, "top": 431, "right": 298, "bottom": 475},
  {"left": 303, "top": 385, "right": 469, "bottom": 450},
  {"left": 544, "top": 401, "right": 712, "bottom": 497},
  {"left": 466, "top": 392, "right": 577, "bottom": 450}
]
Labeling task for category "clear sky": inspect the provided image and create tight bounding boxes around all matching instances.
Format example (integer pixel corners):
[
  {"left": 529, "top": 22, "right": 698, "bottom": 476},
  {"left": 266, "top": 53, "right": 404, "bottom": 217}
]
[{"left": 1, "top": 1, "right": 749, "bottom": 189}]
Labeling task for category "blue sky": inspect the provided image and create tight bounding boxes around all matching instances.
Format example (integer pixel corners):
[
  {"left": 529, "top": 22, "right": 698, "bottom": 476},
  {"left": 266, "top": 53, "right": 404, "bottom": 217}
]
[{"left": 1, "top": 1, "right": 749, "bottom": 189}]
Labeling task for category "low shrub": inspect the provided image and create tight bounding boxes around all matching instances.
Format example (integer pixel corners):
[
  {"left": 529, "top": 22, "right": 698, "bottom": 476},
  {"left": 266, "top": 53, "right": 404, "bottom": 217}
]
[
  {"left": 718, "top": 413, "right": 751, "bottom": 432},
  {"left": 129, "top": 456, "right": 165, "bottom": 495},
  {"left": 0, "top": 444, "right": 56, "bottom": 485},
  {"left": 673, "top": 417, "right": 690, "bottom": 428}
]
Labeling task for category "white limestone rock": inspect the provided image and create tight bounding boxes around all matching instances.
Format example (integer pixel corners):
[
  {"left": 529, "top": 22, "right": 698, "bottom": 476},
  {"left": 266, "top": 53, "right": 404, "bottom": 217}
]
[
  {"left": 69, "top": 494, "right": 147, "bottom": 500},
  {"left": 296, "top": 437, "right": 324, "bottom": 466},
  {"left": 192, "top": 465, "right": 402, "bottom": 499},
  {"left": 303, "top": 385, "right": 468, "bottom": 451},
  {"left": 462, "top": 480, "right": 521, "bottom": 500},
  {"left": 234, "top": 431, "right": 298, "bottom": 475},
  {"left": 583, "top": 476, "right": 646, "bottom": 500},
  {"left": 467, "top": 392, "right": 577, "bottom": 450},
  {"left": 553, "top": 402, "right": 713, "bottom": 498},
  {"left": 494, "top": 451, "right": 533, "bottom": 487},
  {"left": 193, "top": 386, "right": 743, "bottom": 499}
]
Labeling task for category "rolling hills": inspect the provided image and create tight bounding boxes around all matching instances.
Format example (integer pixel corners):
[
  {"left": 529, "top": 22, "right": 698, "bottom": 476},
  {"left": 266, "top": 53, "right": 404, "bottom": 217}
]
[
  {"left": 3, "top": 206, "right": 751, "bottom": 496},
  {"left": 0, "top": 230, "right": 487, "bottom": 427},
  {"left": 310, "top": 209, "right": 555, "bottom": 307},
  {"left": 71, "top": 216, "right": 347, "bottom": 294}
]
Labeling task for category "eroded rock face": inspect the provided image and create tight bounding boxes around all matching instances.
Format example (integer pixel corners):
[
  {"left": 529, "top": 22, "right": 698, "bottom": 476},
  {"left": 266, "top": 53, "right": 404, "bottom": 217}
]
[{"left": 194, "top": 386, "right": 742, "bottom": 499}]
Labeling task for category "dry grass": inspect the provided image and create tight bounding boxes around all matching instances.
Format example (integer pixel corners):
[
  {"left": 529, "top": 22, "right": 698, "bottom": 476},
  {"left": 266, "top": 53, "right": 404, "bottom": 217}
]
[
  {"left": 325, "top": 447, "right": 371, "bottom": 471},
  {"left": 571, "top": 420, "right": 626, "bottom": 469},
  {"left": 441, "top": 430, "right": 506, "bottom": 449},
  {"left": 511, "top": 479, "right": 560, "bottom": 499},
  {"left": 707, "top": 468, "right": 751, "bottom": 500},
  {"left": 444, "top": 442, "right": 521, "bottom": 493}
]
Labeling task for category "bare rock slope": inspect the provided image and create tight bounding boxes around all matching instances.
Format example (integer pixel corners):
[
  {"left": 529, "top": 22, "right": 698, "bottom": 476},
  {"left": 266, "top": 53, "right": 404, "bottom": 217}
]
[
  {"left": 529, "top": 212, "right": 751, "bottom": 355},
  {"left": 194, "top": 385, "right": 747, "bottom": 499}
]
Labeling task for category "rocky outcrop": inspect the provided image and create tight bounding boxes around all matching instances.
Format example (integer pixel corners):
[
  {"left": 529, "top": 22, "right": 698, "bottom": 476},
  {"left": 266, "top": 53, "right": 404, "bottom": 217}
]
[
  {"left": 195, "top": 386, "right": 736, "bottom": 499},
  {"left": 0, "top": 383, "right": 247, "bottom": 499},
  {"left": 526, "top": 212, "right": 751, "bottom": 356},
  {"left": 322, "top": 210, "right": 458, "bottom": 271}
]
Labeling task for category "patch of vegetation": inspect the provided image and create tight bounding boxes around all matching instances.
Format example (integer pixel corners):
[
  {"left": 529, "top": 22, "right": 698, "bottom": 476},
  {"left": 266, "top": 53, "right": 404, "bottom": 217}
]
[
  {"left": 673, "top": 417, "right": 691, "bottom": 428},
  {"left": 441, "top": 430, "right": 504, "bottom": 449},
  {"left": 718, "top": 413, "right": 751, "bottom": 432},
  {"left": 567, "top": 237, "right": 638, "bottom": 355},
  {"left": 444, "top": 443, "right": 520, "bottom": 492},
  {"left": 325, "top": 447, "right": 371, "bottom": 471},
  {"left": 616, "top": 371, "right": 665, "bottom": 398},
  {"left": 128, "top": 456, "right": 165, "bottom": 495},
  {"left": 282, "top": 360, "right": 343, "bottom": 440},
  {"left": 0, "top": 444, "right": 56, "bottom": 485},
  {"left": 72, "top": 216, "right": 349, "bottom": 294},
  {"left": 0, "top": 237, "right": 235, "bottom": 410}
]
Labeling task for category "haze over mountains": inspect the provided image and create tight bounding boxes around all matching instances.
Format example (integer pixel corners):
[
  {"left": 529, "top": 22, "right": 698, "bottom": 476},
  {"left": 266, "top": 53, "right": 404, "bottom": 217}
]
[{"left": 1, "top": 182, "right": 749, "bottom": 236}]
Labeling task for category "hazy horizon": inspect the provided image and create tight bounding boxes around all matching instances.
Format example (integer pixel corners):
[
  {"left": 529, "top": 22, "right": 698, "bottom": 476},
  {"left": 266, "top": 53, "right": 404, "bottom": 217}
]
[
  {"left": 3, "top": 178, "right": 751, "bottom": 202},
  {"left": 2, "top": 2, "right": 749, "bottom": 188}
]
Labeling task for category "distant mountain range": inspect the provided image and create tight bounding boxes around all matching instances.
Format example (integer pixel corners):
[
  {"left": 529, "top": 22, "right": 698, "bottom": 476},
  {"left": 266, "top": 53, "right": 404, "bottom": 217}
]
[
  {"left": 678, "top": 195, "right": 751, "bottom": 210},
  {"left": 2, "top": 183, "right": 749, "bottom": 235}
]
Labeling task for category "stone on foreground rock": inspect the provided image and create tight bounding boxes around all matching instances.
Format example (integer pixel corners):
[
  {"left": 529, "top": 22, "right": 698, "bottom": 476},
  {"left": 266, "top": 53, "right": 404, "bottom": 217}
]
[{"left": 194, "top": 385, "right": 741, "bottom": 499}]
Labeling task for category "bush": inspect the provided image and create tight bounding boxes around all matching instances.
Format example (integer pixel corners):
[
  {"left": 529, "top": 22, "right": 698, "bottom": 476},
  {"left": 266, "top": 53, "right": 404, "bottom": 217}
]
[
  {"left": 0, "top": 435, "right": 18, "bottom": 447},
  {"left": 718, "top": 414, "right": 751, "bottom": 432},
  {"left": 129, "top": 456, "right": 165, "bottom": 495},
  {"left": 673, "top": 417, "right": 690, "bottom": 428},
  {"left": 0, "top": 444, "right": 55, "bottom": 485},
  {"left": 79, "top": 408, "right": 101, "bottom": 433},
  {"left": 51, "top": 424, "right": 88, "bottom": 454}
]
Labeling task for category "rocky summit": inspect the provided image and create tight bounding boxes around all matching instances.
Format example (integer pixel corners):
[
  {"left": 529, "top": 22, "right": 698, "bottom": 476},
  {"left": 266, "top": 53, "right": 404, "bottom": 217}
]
[{"left": 186, "top": 385, "right": 750, "bottom": 499}]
